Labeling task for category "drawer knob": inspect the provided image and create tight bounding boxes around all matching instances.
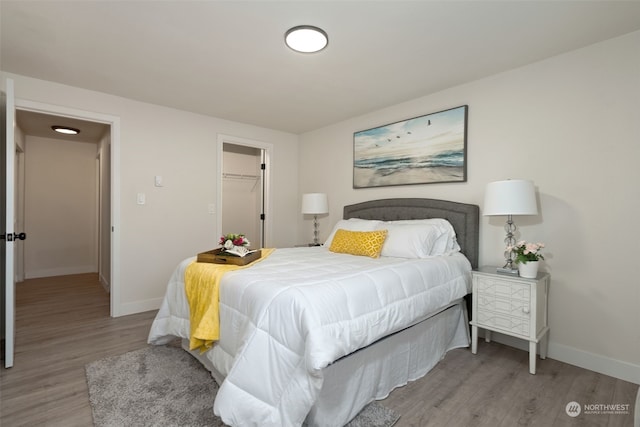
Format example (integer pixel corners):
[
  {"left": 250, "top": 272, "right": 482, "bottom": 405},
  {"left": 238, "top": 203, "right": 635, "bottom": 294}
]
[{"left": 522, "top": 307, "right": 530, "bottom": 314}]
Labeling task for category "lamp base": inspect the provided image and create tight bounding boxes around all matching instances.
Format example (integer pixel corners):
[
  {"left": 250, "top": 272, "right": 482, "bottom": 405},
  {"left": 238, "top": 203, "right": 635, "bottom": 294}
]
[
  {"left": 496, "top": 266, "right": 519, "bottom": 275},
  {"left": 312, "top": 215, "right": 320, "bottom": 245}
]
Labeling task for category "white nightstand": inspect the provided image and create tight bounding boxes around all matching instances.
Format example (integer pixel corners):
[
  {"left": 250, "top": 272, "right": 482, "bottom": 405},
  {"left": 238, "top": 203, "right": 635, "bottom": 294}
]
[{"left": 470, "top": 266, "right": 550, "bottom": 374}]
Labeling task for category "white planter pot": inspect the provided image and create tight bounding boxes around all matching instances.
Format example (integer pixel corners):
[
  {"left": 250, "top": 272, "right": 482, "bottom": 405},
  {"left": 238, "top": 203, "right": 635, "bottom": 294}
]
[{"left": 518, "top": 261, "right": 539, "bottom": 278}]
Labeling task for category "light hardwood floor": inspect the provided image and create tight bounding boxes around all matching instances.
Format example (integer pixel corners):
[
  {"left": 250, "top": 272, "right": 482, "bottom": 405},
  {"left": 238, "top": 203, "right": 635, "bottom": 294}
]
[
  {"left": 381, "top": 340, "right": 638, "bottom": 427},
  {"left": 1, "top": 274, "right": 637, "bottom": 426},
  {"left": 0, "top": 274, "right": 156, "bottom": 426}
]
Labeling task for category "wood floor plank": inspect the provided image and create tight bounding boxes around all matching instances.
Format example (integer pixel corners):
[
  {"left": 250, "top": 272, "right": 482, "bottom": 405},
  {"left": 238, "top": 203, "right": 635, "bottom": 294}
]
[
  {"left": 1, "top": 273, "right": 637, "bottom": 427},
  {"left": 609, "top": 381, "right": 638, "bottom": 427},
  {"left": 0, "top": 274, "right": 157, "bottom": 427},
  {"left": 381, "top": 340, "right": 638, "bottom": 427}
]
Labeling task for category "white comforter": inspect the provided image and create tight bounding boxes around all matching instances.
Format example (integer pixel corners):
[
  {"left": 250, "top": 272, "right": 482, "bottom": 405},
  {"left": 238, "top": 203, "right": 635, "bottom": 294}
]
[{"left": 148, "top": 246, "right": 471, "bottom": 427}]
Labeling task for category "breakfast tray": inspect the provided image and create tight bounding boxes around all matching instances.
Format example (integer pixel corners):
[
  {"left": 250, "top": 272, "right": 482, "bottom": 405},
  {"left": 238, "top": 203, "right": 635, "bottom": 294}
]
[{"left": 197, "top": 248, "right": 262, "bottom": 266}]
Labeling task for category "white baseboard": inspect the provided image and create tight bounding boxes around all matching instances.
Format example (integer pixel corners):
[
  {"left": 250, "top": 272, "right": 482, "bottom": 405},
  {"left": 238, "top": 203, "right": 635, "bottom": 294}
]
[
  {"left": 117, "top": 297, "right": 163, "bottom": 317},
  {"left": 487, "top": 332, "right": 640, "bottom": 385},
  {"left": 25, "top": 265, "right": 97, "bottom": 279}
]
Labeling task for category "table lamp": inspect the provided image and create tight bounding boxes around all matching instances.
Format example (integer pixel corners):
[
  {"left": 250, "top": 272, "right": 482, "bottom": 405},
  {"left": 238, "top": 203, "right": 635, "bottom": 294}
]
[
  {"left": 301, "top": 193, "right": 329, "bottom": 245},
  {"left": 483, "top": 179, "right": 538, "bottom": 274}
]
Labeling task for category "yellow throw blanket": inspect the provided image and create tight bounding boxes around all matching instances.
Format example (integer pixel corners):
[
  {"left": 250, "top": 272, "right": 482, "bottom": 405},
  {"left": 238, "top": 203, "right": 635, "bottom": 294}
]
[{"left": 185, "top": 248, "right": 274, "bottom": 353}]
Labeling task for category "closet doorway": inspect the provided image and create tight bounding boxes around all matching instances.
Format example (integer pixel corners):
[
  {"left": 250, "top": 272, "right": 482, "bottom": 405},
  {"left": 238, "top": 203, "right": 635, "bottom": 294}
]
[{"left": 217, "top": 135, "right": 272, "bottom": 249}]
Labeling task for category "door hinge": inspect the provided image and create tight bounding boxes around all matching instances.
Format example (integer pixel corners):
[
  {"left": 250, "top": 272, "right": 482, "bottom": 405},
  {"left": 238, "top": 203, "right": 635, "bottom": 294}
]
[
  {"left": 260, "top": 213, "right": 265, "bottom": 220},
  {"left": 261, "top": 163, "right": 266, "bottom": 170}
]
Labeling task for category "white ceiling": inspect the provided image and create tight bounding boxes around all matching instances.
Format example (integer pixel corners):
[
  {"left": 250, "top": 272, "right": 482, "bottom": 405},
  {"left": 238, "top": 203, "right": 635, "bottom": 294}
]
[{"left": 3, "top": 1, "right": 640, "bottom": 135}]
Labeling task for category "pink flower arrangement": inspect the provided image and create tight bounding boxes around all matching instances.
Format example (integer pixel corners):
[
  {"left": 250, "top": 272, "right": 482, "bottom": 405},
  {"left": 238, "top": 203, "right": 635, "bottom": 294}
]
[
  {"left": 219, "top": 233, "right": 250, "bottom": 249},
  {"left": 507, "top": 240, "right": 545, "bottom": 264}
]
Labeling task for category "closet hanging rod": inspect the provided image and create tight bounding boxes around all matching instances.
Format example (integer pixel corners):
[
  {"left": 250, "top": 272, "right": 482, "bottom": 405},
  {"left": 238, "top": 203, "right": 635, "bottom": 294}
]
[{"left": 222, "top": 172, "right": 260, "bottom": 180}]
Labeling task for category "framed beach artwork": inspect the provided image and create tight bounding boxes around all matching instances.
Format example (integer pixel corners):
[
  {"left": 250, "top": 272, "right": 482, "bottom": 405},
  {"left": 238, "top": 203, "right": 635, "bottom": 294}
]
[{"left": 353, "top": 105, "right": 468, "bottom": 188}]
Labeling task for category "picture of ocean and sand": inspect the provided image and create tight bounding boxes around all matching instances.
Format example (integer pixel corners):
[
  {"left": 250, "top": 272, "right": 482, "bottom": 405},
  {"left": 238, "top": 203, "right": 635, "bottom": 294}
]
[{"left": 354, "top": 106, "right": 467, "bottom": 188}]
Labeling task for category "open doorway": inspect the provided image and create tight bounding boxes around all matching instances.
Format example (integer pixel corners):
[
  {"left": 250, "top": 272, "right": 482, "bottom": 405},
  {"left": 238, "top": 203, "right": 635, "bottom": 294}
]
[
  {"left": 222, "top": 144, "right": 264, "bottom": 248},
  {"left": 11, "top": 98, "right": 121, "bottom": 317},
  {"left": 217, "top": 135, "right": 273, "bottom": 249},
  {"left": 15, "top": 109, "right": 111, "bottom": 295}
]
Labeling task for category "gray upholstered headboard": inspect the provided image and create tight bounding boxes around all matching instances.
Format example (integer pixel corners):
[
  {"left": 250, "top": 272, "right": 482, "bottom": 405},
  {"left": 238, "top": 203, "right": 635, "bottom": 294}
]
[{"left": 343, "top": 198, "right": 480, "bottom": 269}]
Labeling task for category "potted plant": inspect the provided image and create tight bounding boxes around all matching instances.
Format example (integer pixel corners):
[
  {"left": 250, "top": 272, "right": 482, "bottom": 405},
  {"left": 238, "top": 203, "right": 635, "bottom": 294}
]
[{"left": 507, "top": 240, "right": 545, "bottom": 278}]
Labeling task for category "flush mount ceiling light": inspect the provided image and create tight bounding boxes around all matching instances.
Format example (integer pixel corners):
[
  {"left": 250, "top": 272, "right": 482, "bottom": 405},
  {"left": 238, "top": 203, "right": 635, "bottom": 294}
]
[
  {"left": 52, "top": 125, "right": 80, "bottom": 135},
  {"left": 285, "top": 25, "right": 328, "bottom": 53}
]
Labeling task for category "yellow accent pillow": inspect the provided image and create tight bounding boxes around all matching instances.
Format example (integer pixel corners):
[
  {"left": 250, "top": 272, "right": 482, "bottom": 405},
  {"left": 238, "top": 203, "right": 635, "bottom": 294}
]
[{"left": 329, "top": 229, "right": 388, "bottom": 258}]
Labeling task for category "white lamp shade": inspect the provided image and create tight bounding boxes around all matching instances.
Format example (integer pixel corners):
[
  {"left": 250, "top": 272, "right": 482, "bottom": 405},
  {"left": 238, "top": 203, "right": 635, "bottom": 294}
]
[
  {"left": 483, "top": 180, "right": 538, "bottom": 216},
  {"left": 301, "top": 193, "right": 329, "bottom": 214}
]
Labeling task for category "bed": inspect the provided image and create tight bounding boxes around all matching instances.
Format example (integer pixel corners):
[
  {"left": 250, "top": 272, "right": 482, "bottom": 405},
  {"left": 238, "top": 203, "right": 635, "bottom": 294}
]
[{"left": 148, "top": 198, "right": 479, "bottom": 427}]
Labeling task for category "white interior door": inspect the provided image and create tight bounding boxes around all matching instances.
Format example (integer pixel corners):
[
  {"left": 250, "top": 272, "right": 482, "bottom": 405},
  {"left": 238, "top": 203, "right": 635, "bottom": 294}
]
[{"left": 2, "top": 78, "right": 16, "bottom": 368}]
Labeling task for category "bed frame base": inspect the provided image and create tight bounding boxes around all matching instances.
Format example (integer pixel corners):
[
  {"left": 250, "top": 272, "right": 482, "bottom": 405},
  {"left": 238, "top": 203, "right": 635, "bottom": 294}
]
[{"left": 184, "top": 301, "right": 469, "bottom": 427}]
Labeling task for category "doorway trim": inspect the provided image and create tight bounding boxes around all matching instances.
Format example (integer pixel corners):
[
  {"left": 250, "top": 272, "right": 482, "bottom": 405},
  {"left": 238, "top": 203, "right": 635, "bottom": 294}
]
[
  {"left": 216, "top": 134, "right": 273, "bottom": 247},
  {"left": 15, "top": 98, "right": 122, "bottom": 317},
  {"left": 14, "top": 144, "right": 24, "bottom": 283}
]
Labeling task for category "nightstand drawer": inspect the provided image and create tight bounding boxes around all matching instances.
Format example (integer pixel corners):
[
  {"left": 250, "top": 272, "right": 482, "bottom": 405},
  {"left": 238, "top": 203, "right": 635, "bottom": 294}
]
[
  {"left": 476, "top": 276, "right": 530, "bottom": 301},
  {"left": 477, "top": 294, "right": 531, "bottom": 318},
  {"left": 477, "top": 310, "right": 530, "bottom": 336}
]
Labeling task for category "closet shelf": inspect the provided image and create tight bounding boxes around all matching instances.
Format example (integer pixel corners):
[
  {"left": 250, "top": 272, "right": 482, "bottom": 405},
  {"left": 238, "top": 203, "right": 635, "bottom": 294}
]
[{"left": 223, "top": 172, "right": 260, "bottom": 180}]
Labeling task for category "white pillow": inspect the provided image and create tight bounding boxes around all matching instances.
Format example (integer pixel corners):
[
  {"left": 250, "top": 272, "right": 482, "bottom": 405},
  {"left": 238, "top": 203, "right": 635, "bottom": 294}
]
[
  {"left": 323, "top": 218, "right": 383, "bottom": 247},
  {"left": 379, "top": 219, "right": 460, "bottom": 257},
  {"left": 377, "top": 223, "right": 439, "bottom": 258}
]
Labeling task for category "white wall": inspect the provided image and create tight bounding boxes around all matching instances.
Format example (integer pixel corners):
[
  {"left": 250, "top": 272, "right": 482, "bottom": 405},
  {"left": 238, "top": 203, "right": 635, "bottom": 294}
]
[
  {"left": 298, "top": 31, "right": 640, "bottom": 383},
  {"left": 1, "top": 72, "right": 300, "bottom": 315},
  {"left": 24, "top": 136, "right": 98, "bottom": 278}
]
